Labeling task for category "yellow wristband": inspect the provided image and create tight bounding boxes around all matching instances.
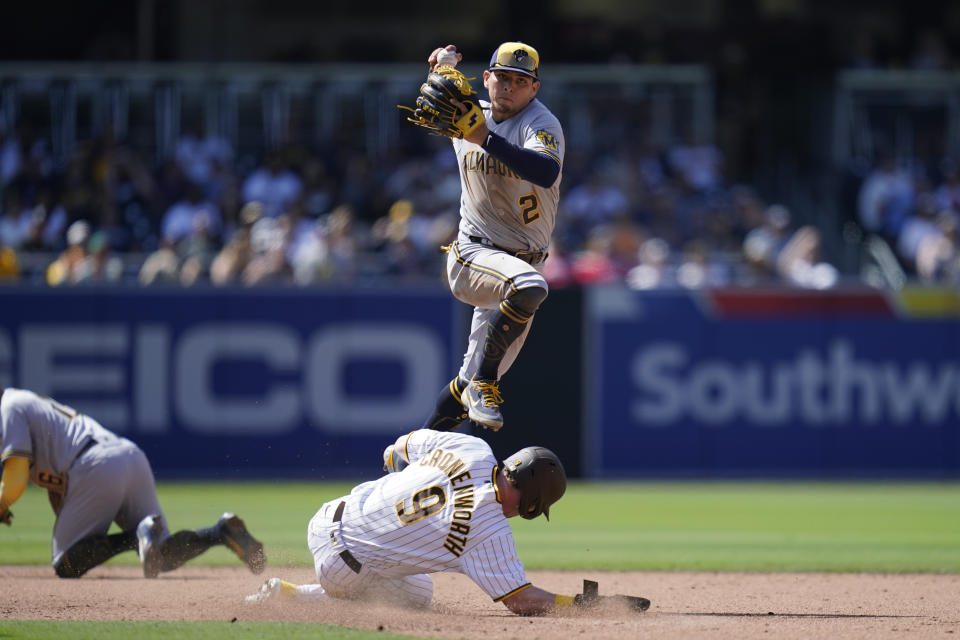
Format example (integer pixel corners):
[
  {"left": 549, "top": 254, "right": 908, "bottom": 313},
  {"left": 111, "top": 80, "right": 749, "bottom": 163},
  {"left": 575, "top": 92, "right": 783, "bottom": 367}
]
[{"left": 554, "top": 594, "right": 575, "bottom": 608}]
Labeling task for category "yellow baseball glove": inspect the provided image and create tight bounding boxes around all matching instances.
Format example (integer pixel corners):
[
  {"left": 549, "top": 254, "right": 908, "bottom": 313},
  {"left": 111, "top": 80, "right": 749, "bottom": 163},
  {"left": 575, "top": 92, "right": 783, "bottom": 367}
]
[{"left": 398, "top": 67, "right": 485, "bottom": 139}]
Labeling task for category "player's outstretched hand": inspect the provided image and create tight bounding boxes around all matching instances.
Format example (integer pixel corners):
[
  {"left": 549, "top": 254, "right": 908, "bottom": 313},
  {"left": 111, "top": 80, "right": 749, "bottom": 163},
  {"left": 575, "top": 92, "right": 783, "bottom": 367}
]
[
  {"left": 0, "top": 509, "right": 12, "bottom": 526},
  {"left": 383, "top": 445, "right": 409, "bottom": 473}
]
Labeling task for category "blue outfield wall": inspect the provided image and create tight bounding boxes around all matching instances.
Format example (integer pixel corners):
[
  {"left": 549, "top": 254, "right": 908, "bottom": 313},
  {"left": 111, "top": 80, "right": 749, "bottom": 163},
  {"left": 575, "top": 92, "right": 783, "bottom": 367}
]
[
  {"left": 585, "top": 286, "right": 960, "bottom": 478},
  {"left": 2, "top": 285, "right": 957, "bottom": 479},
  {"left": 0, "top": 286, "right": 462, "bottom": 479}
]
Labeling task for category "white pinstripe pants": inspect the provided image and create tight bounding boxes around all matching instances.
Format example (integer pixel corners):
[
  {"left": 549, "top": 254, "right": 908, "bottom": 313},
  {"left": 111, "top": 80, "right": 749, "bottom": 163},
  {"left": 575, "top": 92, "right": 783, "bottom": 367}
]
[{"left": 306, "top": 499, "right": 434, "bottom": 608}]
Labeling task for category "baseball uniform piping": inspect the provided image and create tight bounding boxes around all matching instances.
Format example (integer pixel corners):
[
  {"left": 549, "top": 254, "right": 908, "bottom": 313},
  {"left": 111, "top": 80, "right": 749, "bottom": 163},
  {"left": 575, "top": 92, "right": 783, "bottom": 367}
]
[
  {"left": 493, "top": 582, "right": 533, "bottom": 602},
  {"left": 498, "top": 300, "right": 530, "bottom": 324},
  {"left": 0, "top": 450, "right": 32, "bottom": 463},
  {"left": 452, "top": 241, "right": 521, "bottom": 294}
]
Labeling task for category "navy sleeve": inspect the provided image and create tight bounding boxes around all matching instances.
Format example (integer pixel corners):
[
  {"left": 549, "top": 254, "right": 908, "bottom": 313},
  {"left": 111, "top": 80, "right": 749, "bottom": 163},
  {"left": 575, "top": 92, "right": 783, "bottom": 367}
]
[{"left": 481, "top": 132, "right": 561, "bottom": 188}]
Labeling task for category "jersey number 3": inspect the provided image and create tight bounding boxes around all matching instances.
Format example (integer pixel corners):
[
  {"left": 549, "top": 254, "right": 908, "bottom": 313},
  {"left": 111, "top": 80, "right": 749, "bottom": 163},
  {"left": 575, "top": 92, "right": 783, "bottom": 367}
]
[
  {"left": 395, "top": 486, "right": 447, "bottom": 525},
  {"left": 518, "top": 193, "right": 541, "bottom": 225}
]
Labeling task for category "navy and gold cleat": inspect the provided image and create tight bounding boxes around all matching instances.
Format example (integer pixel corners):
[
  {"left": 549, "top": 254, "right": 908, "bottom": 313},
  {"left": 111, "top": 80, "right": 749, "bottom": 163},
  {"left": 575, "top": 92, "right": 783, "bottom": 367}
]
[
  {"left": 461, "top": 378, "right": 504, "bottom": 431},
  {"left": 219, "top": 512, "right": 266, "bottom": 574}
]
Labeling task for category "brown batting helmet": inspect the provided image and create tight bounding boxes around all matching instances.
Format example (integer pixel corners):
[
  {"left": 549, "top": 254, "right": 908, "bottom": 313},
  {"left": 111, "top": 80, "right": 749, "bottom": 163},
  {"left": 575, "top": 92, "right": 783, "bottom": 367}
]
[{"left": 503, "top": 446, "right": 566, "bottom": 520}]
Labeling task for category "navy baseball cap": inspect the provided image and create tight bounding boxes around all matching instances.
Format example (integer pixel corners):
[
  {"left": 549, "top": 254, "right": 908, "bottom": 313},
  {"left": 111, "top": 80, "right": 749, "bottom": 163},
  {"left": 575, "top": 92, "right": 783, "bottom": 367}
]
[{"left": 488, "top": 42, "right": 540, "bottom": 80}]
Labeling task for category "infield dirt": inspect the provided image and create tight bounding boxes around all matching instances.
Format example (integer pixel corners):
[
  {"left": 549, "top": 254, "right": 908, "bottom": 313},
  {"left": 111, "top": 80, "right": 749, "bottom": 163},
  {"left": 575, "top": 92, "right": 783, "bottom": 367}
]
[{"left": 1, "top": 565, "right": 957, "bottom": 639}]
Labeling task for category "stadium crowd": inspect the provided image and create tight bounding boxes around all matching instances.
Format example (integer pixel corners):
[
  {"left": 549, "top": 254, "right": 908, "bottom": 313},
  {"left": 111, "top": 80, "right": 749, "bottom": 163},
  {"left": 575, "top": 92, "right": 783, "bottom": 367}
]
[{"left": 0, "top": 106, "right": 956, "bottom": 290}]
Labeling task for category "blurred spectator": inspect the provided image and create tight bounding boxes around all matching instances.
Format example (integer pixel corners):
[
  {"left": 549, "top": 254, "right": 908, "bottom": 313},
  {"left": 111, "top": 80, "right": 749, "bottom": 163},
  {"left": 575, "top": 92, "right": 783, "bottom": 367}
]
[
  {"left": 0, "top": 130, "right": 22, "bottom": 187},
  {"left": 290, "top": 218, "right": 330, "bottom": 285},
  {"left": 741, "top": 204, "right": 794, "bottom": 279},
  {"left": 138, "top": 239, "right": 181, "bottom": 286},
  {"left": 0, "top": 240, "right": 19, "bottom": 281},
  {"left": 300, "top": 158, "right": 335, "bottom": 218},
  {"left": 560, "top": 170, "right": 630, "bottom": 245},
  {"left": 626, "top": 237, "right": 674, "bottom": 289},
  {"left": 667, "top": 129, "right": 723, "bottom": 193},
  {"left": 322, "top": 204, "right": 363, "bottom": 281},
  {"left": 161, "top": 181, "right": 222, "bottom": 246},
  {"left": 175, "top": 123, "right": 234, "bottom": 191},
  {"left": 676, "top": 239, "right": 730, "bottom": 288},
  {"left": 569, "top": 225, "right": 622, "bottom": 286},
  {"left": 210, "top": 227, "right": 253, "bottom": 286},
  {"left": 857, "top": 150, "right": 915, "bottom": 240},
  {"left": 369, "top": 200, "right": 423, "bottom": 279},
  {"left": 915, "top": 211, "right": 960, "bottom": 282},
  {"left": 179, "top": 209, "right": 222, "bottom": 285},
  {"left": 241, "top": 151, "right": 302, "bottom": 217},
  {"left": 242, "top": 214, "right": 292, "bottom": 285},
  {"left": 896, "top": 192, "right": 942, "bottom": 272},
  {"left": 776, "top": 226, "right": 838, "bottom": 289},
  {"left": 933, "top": 158, "right": 960, "bottom": 214},
  {"left": 0, "top": 187, "right": 28, "bottom": 248},
  {"left": 46, "top": 220, "right": 91, "bottom": 286},
  {"left": 73, "top": 231, "right": 123, "bottom": 284},
  {"left": 32, "top": 185, "right": 68, "bottom": 250}
]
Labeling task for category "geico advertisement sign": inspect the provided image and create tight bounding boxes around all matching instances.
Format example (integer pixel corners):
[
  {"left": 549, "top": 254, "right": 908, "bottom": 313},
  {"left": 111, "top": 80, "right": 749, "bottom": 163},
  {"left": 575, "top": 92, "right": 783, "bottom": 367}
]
[
  {"left": 0, "top": 322, "right": 444, "bottom": 435},
  {"left": 633, "top": 339, "right": 960, "bottom": 426}
]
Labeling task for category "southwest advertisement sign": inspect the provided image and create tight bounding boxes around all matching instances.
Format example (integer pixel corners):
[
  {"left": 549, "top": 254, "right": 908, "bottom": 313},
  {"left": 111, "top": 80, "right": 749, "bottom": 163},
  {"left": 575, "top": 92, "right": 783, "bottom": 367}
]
[
  {"left": 0, "top": 287, "right": 460, "bottom": 478},
  {"left": 586, "top": 287, "right": 960, "bottom": 477}
]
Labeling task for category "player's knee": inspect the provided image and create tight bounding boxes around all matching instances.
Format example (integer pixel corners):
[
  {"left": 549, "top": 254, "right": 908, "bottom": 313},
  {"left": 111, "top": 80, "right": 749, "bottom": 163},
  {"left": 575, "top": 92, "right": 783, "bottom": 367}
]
[{"left": 507, "top": 286, "right": 548, "bottom": 316}]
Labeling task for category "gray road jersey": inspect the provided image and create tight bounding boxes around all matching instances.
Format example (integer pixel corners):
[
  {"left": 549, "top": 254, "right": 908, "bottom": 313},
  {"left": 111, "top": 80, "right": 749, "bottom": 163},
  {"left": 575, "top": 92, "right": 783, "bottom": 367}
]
[
  {"left": 0, "top": 388, "right": 118, "bottom": 491},
  {"left": 453, "top": 98, "right": 564, "bottom": 252}
]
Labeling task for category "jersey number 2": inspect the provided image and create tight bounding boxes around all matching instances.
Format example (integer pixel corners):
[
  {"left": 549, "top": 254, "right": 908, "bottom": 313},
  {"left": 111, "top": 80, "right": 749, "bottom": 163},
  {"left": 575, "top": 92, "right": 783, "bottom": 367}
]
[
  {"left": 518, "top": 193, "right": 541, "bottom": 225},
  {"left": 395, "top": 486, "right": 447, "bottom": 525}
]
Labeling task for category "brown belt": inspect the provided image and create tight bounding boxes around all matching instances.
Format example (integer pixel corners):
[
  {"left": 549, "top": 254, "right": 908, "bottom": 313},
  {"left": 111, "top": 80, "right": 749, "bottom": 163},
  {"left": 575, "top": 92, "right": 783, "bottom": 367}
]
[{"left": 332, "top": 501, "right": 362, "bottom": 574}]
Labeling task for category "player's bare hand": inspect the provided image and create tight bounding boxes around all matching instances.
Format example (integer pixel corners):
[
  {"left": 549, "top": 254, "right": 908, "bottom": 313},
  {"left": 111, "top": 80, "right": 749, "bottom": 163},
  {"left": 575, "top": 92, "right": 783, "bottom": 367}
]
[{"left": 429, "top": 45, "right": 461, "bottom": 71}]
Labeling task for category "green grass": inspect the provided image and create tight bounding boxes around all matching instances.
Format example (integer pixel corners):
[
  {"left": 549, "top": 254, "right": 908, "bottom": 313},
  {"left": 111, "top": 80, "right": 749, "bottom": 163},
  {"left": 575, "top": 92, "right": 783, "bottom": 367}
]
[
  {"left": 3, "top": 481, "right": 959, "bottom": 573},
  {"left": 0, "top": 621, "right": 418, "bottom": 640}
]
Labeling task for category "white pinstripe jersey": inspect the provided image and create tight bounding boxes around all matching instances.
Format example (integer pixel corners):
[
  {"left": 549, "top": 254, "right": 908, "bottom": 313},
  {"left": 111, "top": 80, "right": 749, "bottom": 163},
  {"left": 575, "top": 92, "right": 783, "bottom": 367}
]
[
  {"left": 452, "top": 98, "right": 564, "bottom": 253},
  {"left": 337, "top": 429, "right": 529, "bottom": 601}
]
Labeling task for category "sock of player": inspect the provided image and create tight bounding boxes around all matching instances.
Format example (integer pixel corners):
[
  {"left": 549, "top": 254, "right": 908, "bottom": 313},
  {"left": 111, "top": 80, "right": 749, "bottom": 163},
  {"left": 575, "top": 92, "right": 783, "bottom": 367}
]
[
  {"left": 54, "top": 530, "right": 139, "bottom": 578},
  {"left": 422, "top": 377, "right": 470, "bottom": 430},
  {"left": 477, "top": 299, "right": 534, "bottom": 381},
  {"left": 152, "top": 527, "right": 219, "bottom": 573}
]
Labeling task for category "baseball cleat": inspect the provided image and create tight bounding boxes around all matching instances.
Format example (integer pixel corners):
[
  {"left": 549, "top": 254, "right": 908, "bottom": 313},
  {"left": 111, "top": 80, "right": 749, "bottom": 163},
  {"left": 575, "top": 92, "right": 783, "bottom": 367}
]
[
  {"left": 461, "top": 378, "right": 504, "bottom": 431},
  {"left": 136, "top": 514, "right": 165, "bottom": 579},
  {"left": 219, "top": 512, "right": 266, "bottom": 574}
]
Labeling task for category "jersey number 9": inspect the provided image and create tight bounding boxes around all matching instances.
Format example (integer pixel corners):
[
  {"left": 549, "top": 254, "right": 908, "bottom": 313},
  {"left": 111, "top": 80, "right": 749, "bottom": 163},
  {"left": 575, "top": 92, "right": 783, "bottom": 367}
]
[{"left": 395, "top": 486, "right": 447, "bottom": 525}]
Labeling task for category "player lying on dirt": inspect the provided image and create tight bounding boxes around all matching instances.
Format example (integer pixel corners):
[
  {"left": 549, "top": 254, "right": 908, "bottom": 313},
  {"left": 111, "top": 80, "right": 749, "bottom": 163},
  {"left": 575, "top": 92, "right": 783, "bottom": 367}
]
[
  {"left": 245, "top": 428, "right": 648, "bottom": 615},
  {"left": 0, "top": 387, "right": 265, "bottom": 578}
]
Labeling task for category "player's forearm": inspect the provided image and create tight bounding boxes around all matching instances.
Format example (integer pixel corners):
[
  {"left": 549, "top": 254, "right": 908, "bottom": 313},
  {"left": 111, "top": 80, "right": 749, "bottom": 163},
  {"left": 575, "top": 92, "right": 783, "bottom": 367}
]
[
  {"left": 0, "top": 457, "right": 30, "bottom": 511},
  {"left": 501, "top": 584, "right": 564, "bottom": 616},
  {"left": 480, "top": 132, "right": 560, "bottom": 188}
]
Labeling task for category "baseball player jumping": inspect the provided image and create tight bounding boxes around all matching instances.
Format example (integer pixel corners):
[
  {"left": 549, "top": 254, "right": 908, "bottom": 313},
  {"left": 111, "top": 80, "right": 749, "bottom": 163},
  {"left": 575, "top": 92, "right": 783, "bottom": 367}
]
[
  {"left": 0, "top": 387, "right": 266, "bottom": 578},
  {"left": 416, "top": 41, "right": 565, "bottom": 432},
  {"left": 245, "top": 428, "right": 581, "bottom": 614}
]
